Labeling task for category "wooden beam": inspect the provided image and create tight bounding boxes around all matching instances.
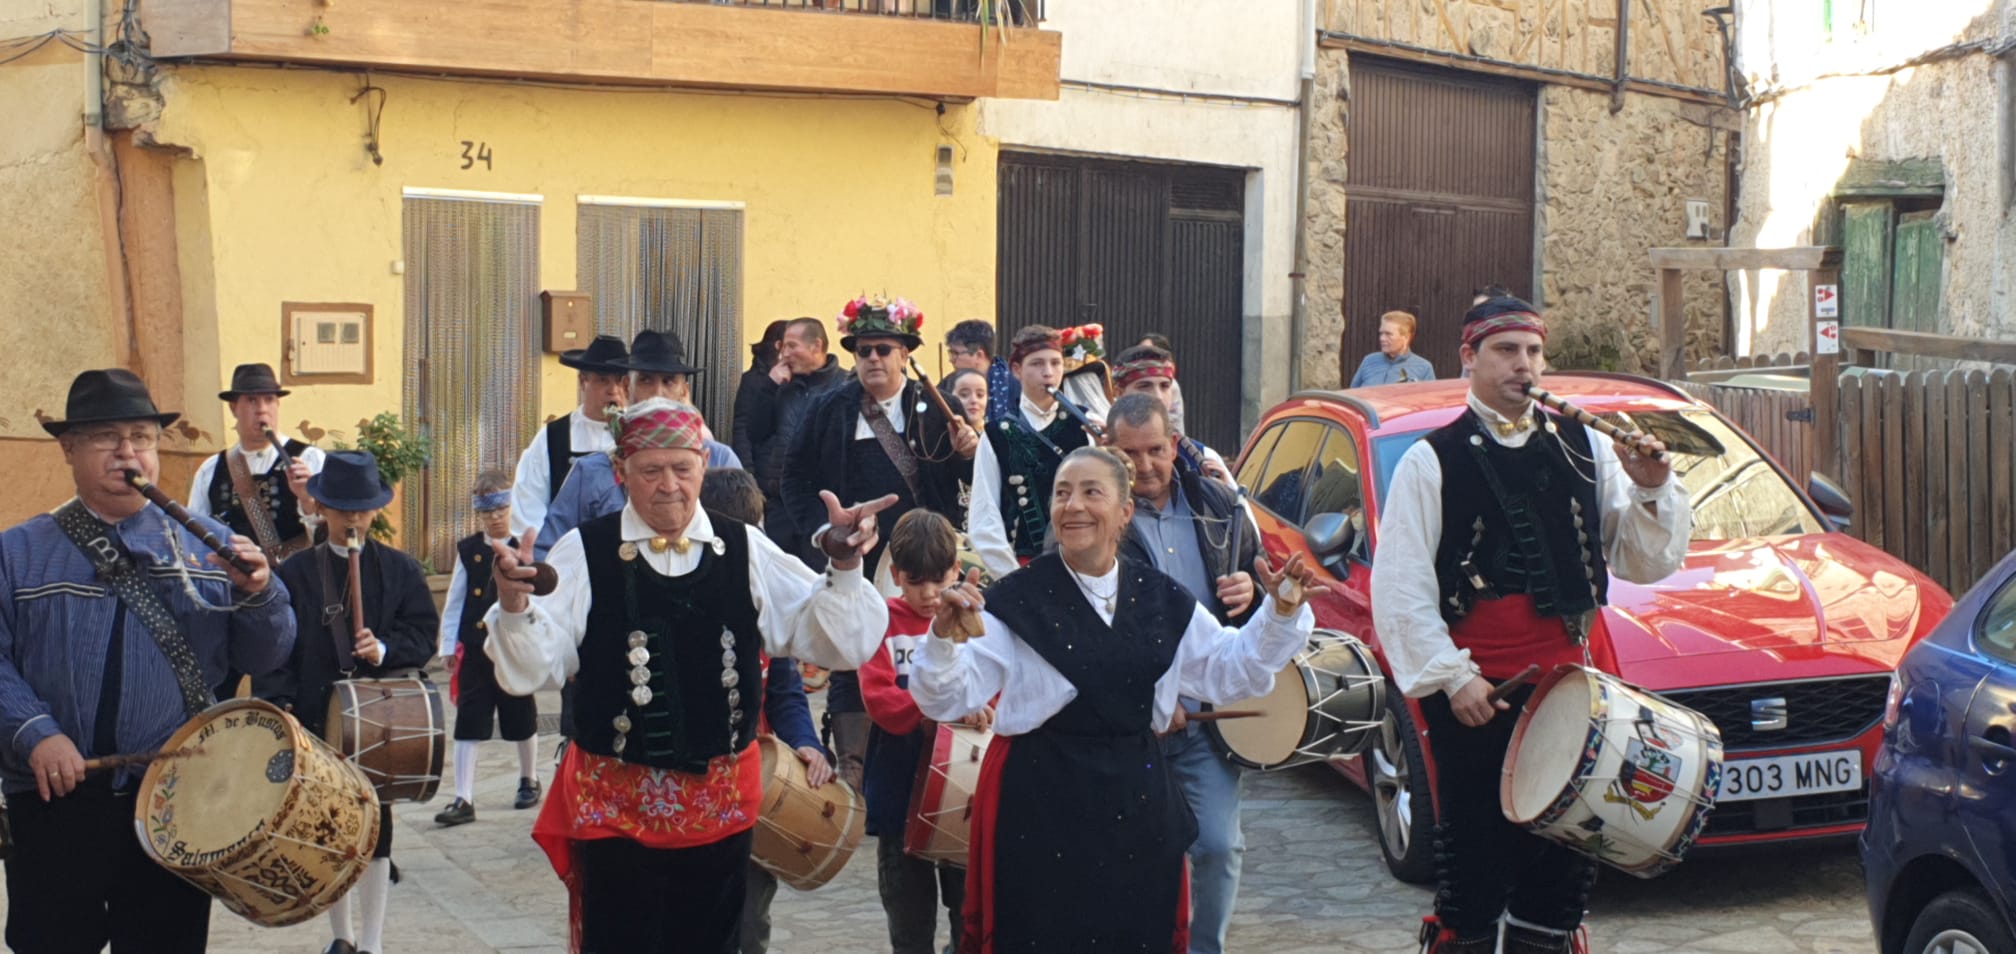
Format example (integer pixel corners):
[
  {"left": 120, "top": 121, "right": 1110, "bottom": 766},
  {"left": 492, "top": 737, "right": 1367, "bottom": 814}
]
[
  {"left": 1842, "top": 327, "right": 2016, "bottom": 366},
  {"left": 146, "top": 0, "right": 1063, "bottom": 101},
  {"left": 1658, "top": 266, "right": 1686, "bottom": 381},
  {"left": 1317, "top": 36, "right": 1728, "bottom": 107},
  {"left": 1648, "top": 246, "right": 1841, "bottom": 272}
]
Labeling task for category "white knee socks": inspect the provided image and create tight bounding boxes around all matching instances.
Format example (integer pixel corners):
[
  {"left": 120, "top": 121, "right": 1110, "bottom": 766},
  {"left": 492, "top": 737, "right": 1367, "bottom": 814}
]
[
  {"left": 516, "top": 737, "right": 538, "bottom": 780},
  {"left": 327, "top": 890, "right": 355, "bottom": 944},
  {"left": 358, "top": 857, "right": 393, "bottom": 953},
  {"left": 454, "top": 741, "right": 478, "bottom": 803}
]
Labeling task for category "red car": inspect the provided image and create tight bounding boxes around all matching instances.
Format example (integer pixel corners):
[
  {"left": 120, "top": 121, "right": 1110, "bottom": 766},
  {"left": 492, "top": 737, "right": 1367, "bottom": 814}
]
[{"left": 1233, "top": 372, "right": 1953, "bottom": 882}]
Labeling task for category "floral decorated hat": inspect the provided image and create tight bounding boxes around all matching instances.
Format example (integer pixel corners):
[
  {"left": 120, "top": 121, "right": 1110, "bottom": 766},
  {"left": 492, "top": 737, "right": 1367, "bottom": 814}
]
[
  {"left": 1058, "top": 323, "right": 1106, "bottom": 373},
  {"left": 838, "top": 295, "right": 925, "bottom": 352}
]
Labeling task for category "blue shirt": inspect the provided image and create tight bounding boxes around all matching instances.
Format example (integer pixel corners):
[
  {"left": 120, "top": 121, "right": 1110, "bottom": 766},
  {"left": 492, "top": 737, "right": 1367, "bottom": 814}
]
[
  {"left": 0, "top": 503, "right": 297, "bottom": 793},
  {"left": 537, "top": 442, "right": 742, "bottom": 559},
  {"left": 1350, "top": 350, "right": 1436, "bottom": 388},
  {"left": 1130, "top": 483, "right": 1214, "bottom": 608}
]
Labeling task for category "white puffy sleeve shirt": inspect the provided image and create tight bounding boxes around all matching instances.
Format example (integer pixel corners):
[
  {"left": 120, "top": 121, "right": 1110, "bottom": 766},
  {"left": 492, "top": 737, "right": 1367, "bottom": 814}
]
[
  {"left": 482, "top": 504, "right": 887, "bottom": 697},
  {"left": 908, "top": 562, "right": 1315, "bottom": 736},
  {"left": 509, "top": 407, "right": 616, "bottom": 538},
  {"left": 1371, "top": 394, "right": 1694, "bottom": 700}
]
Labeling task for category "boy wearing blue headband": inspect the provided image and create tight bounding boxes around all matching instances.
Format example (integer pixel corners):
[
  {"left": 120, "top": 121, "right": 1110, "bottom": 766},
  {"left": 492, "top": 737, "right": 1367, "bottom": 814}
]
[{"left": 436, "top": 469, "right": 542, "bottom": 827}]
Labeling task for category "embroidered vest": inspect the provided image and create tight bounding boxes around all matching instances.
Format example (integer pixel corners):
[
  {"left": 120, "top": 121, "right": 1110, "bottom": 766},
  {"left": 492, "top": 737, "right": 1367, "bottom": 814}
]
[
  {"left": 205, "top": 441, "right": 310, "bottom": 543},
  {"left": 986, "top": 414, "right": 1090, "bottom": 558}
]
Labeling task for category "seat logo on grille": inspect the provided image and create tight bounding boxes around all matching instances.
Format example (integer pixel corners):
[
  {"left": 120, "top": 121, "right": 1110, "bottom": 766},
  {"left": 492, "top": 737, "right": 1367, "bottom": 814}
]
[{"left": 1751, "top": 697, "right": 1789, "bottom": 731}]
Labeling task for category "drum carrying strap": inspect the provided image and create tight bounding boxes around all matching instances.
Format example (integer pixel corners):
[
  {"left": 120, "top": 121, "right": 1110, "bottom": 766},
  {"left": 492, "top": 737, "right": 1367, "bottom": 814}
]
[
  {"left": 52, "top": 500, "right": 212, "bottom": 718},
  {"left": 861, "top": 390, "right": 923, "bottom": 502},
  {"left": 317, "top": 547, "right": 359, "bottom": 673}
]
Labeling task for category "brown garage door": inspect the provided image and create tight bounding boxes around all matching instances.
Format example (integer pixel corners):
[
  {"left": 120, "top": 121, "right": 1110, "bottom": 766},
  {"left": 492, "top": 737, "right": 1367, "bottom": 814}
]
[
  {"left": 998, "top": 152, "right": 1246, "bottom": 451},
  {"left": 1343, "top": 57, "right": 1536, "bottom": 382}
]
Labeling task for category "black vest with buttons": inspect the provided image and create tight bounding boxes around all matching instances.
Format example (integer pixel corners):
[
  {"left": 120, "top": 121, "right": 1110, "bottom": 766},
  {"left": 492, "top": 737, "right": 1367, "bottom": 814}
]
[
  {"left": 1424, "top": 407, "right": 1608, "bottom": 626},
  {"left": 573, "top": 510, "right": 765, "bottom": 774},
  {"left": 454, "top": 533, "right": 506, "bottom": 654},
  {"left": 205, "top": 441, "right": 311, "bottom": 543},
  {"left": 986, "top": 414, "right": 1091, "bottom": 559}
]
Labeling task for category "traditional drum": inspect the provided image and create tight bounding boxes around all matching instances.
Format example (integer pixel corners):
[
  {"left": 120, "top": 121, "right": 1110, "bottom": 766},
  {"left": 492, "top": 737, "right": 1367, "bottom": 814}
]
[
  {"left": 1501, "top": 665, "right": 1723, "bottom": 878},
  {"left": 136, "top": 699, "right": 381, "bottom": 927},
  {"left": 325, "top": 676, "right": 446, "bottom": 804},
  {"left": 1207, "top": 629, "right": 1384, "bottom": 769},
  {"left": 904, "top": 723, "right": 992, "bottom": 865},
  {"left": 751, "top": 734, "right": 866, "bottom": 891}
]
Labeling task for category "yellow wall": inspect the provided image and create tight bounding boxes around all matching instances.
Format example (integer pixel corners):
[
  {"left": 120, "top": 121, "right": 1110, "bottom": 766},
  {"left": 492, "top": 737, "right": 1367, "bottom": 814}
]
[{"left": 150, "top": 66, "right": 1000, "bottom": 445}]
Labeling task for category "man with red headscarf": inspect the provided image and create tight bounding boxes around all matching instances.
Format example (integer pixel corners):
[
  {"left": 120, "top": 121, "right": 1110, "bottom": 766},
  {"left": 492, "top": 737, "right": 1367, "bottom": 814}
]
[
  {"left": 1371, "top": 297, "right": 1692, "bottom": 954},
  {"left": 483, "top": 397, "right": 896, "bottom": 953}
]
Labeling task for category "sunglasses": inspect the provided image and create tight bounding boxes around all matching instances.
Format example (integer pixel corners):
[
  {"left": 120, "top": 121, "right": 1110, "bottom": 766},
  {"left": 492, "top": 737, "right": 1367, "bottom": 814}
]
[{"left": 855, "top": 343, "right": 898, "bottom": 359}]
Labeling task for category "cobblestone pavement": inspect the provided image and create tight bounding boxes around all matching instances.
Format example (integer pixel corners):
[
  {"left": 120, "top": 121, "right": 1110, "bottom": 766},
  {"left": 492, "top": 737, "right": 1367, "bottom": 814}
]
[{"left": 5, "top": 688, "right": 1876, "bottom": 953}]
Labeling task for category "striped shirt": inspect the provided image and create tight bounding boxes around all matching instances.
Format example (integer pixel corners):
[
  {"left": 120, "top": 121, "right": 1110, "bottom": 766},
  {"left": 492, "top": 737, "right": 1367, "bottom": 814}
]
[{"left": 0, "top": 502, "right": 296, "bottom": 793}]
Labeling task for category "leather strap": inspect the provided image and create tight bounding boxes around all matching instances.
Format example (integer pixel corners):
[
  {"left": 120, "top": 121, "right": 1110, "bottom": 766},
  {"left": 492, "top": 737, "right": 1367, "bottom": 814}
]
[
  {"left": 52, "top": 501, "right": 212, "bottom": 717},
  {"left": 225, "top": 448, "right": 287, "bottom": 560},
  {"left": 317, "top": 547, "right": 359, "bottom": 673},
  {"left": 861, "top": 390, "right": 922, "bottom": 502}
]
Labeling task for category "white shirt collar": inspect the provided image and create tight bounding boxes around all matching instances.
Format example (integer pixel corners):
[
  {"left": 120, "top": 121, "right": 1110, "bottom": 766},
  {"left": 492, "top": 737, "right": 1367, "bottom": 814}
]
[
  {"left": 1467, "top": 391, "right": 1542, "bottom": 446},
  {"left": 1020, "top": 393, "right": 1058, "bottom": 429},
  {"left": 619, "top": 501, "right": 719, "bottom": 546},
  {"left": 234, "top": 432, "right": 292, "bottom": 468}
]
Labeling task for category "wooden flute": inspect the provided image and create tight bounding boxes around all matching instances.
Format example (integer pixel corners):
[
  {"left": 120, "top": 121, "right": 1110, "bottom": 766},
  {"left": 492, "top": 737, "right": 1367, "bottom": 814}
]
[
  {"left": 1523, "top": 383, "right": 1665, "bottom": 461},
  {"left": 1045, "top": 385, "right": 1108, "bottom": 441},
  {"left": 123, "top": 470, "right": 261, "bottom": 575},
  {"left": 262, "top": 425, "right": 293, "bottom": 470},
  {"left": 906, "top": 357, "right": 979, "bottom": 431}
]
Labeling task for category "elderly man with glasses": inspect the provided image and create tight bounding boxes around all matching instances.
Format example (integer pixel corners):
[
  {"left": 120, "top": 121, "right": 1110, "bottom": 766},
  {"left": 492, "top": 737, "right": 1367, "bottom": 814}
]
[
  {"left": 0, "top": 369, "right": 296, "bottom": 954},
  {"left": 780, "top": 297, "right": 976, "bottom": 788}
]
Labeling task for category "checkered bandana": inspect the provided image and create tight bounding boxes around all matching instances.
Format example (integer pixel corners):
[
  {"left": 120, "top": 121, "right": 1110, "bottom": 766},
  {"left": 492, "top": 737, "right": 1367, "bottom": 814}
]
[
  {"left": 1462, "top": 311, "right": 1548, "bottom": 349},
  {"left": 1112, "top": 357, "right": 1176, "bottom": 389},
  {"left": 614, "top": 397, "right": 708, "bottom": 459},
  {"left": 1010, "top": 332, "right": 1063, "bottom": 365}
]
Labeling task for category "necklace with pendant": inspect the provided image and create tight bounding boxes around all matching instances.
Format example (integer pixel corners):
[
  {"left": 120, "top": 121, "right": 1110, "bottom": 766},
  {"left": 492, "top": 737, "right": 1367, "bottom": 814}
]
[{"left": 1066, "top": 560, "right": 1118, "bottom": 614}]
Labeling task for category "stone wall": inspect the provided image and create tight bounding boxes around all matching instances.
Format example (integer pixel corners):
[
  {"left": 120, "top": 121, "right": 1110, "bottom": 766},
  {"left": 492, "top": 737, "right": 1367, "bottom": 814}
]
[
  {"left": 1538, "top": 85, "right": 1731, "bottom": 371},
  {"left": 1298, "top": 49, "right": 1733, "bottom": 388}
]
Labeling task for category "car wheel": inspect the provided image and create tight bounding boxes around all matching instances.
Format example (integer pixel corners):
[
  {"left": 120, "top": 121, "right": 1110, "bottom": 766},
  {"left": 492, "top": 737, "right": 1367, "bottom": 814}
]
[
  {"left": 1368, "top": 689, "right": 1435, "bottom": 884},
  {"left": 1901, "top": 888, "right": 2016, "bottom": 954}
]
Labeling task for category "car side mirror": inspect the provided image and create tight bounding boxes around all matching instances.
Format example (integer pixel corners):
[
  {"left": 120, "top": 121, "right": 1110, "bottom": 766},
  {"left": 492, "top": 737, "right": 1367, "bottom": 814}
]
[
  {"left": 1303, "top": 512, "right": 1352, "bottom": 559},
  {"left": 1808, "top": 472, "right": 1853, "bottom": 532}
]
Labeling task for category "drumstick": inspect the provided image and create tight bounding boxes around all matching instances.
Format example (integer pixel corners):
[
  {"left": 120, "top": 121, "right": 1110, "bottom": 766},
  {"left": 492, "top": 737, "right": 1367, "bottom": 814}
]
[
  {"left": 84, "top": 746, "right": 203, "bottom": 775},
  {"left": 1486, "top": 665, "right": 1543, "bottom": 704},
  {"left": 1185, "top": 710, "right": 1263, "bottom": 722}
]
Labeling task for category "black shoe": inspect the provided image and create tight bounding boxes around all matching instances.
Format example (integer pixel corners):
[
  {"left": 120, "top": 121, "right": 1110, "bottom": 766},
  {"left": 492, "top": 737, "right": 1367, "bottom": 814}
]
[
  {"left": 515, "top": 777, "right": 542, "bottom": 810},
  {"left": 324, "top": 942, "right": 359, "bottom": 954},
  {"left": 433, "top": 798, "right": 475, "bottom": 827}
]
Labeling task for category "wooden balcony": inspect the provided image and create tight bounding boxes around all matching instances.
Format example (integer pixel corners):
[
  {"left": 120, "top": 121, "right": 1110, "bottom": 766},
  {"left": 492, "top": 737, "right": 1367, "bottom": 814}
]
[{"left": 143, "top": 0, "right": 1062, "bottom": 101}]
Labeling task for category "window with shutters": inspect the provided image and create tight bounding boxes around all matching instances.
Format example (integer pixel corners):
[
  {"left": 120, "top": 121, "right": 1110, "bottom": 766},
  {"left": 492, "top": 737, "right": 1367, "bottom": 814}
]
[
  {"left": 1818, "top": 159, "right": 1946, "bottom": 352},
  {"left": 577, "top": 201, "right": 745, "bottom": 435}
]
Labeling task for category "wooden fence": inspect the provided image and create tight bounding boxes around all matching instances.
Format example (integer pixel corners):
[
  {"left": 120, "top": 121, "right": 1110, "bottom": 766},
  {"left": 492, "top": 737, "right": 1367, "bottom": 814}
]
[
  {"left": 1839, "top": 369, "right": 2016, "bottom": 599},
  {"left": 1671, "top": 355, "right": 2016, "bottom": 596},
  {"left": 1673, "top": 352, "right": 1814, "bottom": 486}
]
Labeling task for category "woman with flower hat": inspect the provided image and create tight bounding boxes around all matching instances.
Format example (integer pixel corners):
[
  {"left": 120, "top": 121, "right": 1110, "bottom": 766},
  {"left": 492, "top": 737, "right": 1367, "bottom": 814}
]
[{"left": 966, "top": 323, "right": 1108, "bottom": 580}]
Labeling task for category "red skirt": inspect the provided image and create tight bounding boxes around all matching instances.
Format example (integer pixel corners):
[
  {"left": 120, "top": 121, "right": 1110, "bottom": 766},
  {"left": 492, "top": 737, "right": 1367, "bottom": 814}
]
[{"left": 1451, "top": 594, "right": 1615, "bottom": 681}]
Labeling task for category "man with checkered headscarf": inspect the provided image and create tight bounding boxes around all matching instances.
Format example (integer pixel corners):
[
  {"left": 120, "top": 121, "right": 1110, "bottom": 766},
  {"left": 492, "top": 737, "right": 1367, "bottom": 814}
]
[{"left": 482, "top": 397, "right": 895, "bottom": 954}]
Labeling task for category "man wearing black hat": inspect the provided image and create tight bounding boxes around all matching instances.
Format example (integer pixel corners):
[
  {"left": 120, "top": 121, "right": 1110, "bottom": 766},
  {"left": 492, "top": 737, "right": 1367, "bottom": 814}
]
[
  {"left": 254, "top": 449, "right": 438, "bottom": 954},
  {"left": 0, "top": 368, "right": 296, "bottom": 954},
  {"left": 1373, "top": 297, "right": 1692, "bottom": 954},
  {"left": 187, "top": 362, "right": 328, "bottom": 564},
  {"left": 510, "top": 334, "right": 630, "bottom": 539},
  {"left": 537, "top": 329, "right": 740, "bottom": 561},
  {"left": 782, "top": 297, "right": 976, "bottom": 789}
]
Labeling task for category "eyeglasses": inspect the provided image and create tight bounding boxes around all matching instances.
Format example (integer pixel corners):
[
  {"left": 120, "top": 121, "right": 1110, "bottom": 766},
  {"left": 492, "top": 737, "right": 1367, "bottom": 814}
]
[
  {"left": 856, "top": 343, "right": 898, "bottom": 359},
  {"left": 74, "top": 427, "right": 161, "bottom": 451}
]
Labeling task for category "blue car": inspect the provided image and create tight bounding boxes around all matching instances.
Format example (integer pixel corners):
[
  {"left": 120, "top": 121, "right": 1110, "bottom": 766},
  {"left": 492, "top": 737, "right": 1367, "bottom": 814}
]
[{"left": 1863, "top": 550, "right": 2016, "bottom": 953}]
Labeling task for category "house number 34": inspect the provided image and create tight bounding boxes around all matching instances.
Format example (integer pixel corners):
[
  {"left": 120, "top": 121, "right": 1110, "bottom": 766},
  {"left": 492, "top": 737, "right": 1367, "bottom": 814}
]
[{"left": 459, "top": 141, "right": 493, "bottom": 171}]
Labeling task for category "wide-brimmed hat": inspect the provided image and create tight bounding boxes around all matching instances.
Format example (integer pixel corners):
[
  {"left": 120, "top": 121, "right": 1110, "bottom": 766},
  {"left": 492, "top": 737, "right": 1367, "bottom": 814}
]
[
  {"left": 617, "top": 329, "right": 704, "bottom": 377},
  {"left": 837, "top": 296, "right": 925, "bottom": 353},
  {"left": 307, "top": 450, "right": 395, "bottom": 512},
  {"left": 43, "top": 369, "right": 181, "bottom": 437},
  {"left": 558, "top": 334, "right": 630, "bottom": 373},
  {"left": 218, "top": 362, "right": 290, "bottom": 401}
]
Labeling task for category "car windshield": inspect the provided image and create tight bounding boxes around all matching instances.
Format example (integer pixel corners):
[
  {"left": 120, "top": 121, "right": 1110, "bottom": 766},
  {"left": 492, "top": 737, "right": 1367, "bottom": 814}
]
[{"left": 1371, "top": 408, "right": 1824, "bottom": 541}]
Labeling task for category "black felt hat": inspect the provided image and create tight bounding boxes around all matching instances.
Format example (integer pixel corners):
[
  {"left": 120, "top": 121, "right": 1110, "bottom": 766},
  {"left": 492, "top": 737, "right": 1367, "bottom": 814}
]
[
  {"left": 617, "top": 329, "right": 704, "bottom": 376},
  {"left": 42, "top": 369, "right": 180, "bottom": 437},
  {"left": 217, "top": 363, "right": 291, "bottom": 401},
  {"left": 559, "top": 335, "right": 630, "bottom": 373}
]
